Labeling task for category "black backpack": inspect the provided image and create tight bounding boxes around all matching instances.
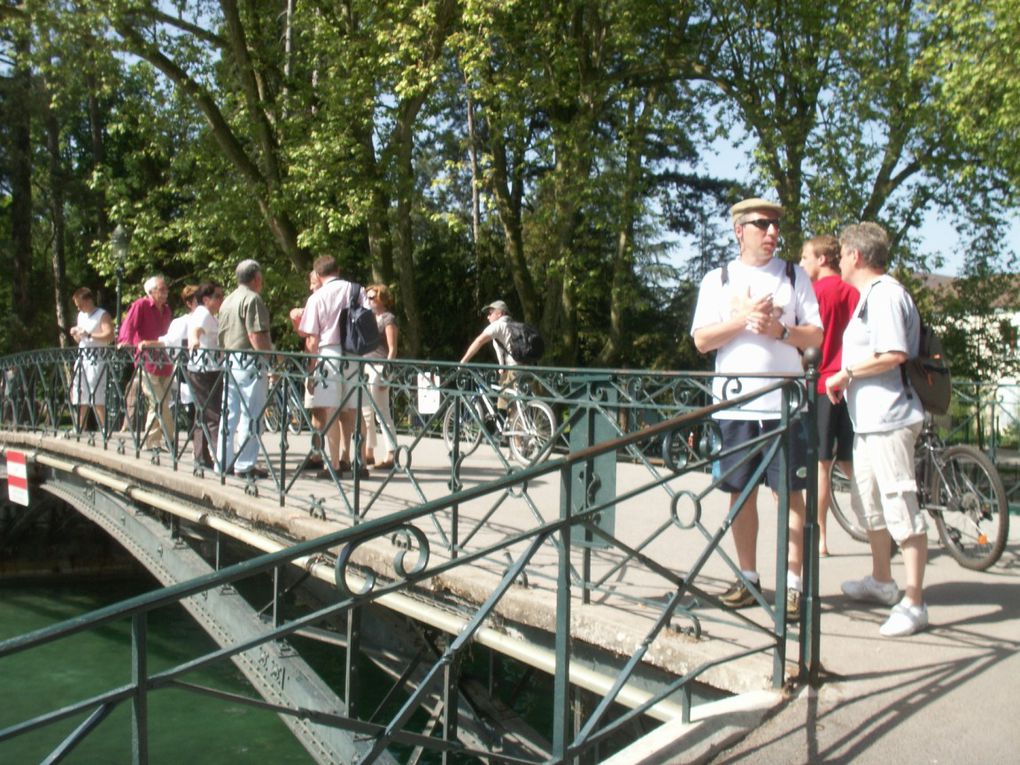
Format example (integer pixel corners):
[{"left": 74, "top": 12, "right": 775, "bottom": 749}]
[
  {"left": 499, "top": 321, "right": 545, "bottom": 365},
  {"left": 858, "top": 282, "right": 951, "bottom": 415},
  {"left": 340, "top": 282, "right": 381, "bottom": 355},
  {"left": 902, "top": 322, "right": 952, "bottom": 414}
]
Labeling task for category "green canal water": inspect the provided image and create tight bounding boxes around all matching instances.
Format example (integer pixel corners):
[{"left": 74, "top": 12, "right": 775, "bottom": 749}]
[
  {"left": 1, "top": 570, "right": 700, "bottom": 763},
  {"left": 0, "top": 577, "right": 311, "bottom": 764}
]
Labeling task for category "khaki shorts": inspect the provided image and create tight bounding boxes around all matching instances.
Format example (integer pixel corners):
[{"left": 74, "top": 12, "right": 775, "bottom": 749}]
[{"left": 850, "top": 421, "right": 926, "bottom": 542}]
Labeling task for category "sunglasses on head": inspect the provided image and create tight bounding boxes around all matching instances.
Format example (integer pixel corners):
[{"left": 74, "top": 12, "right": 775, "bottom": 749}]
[{"left": 741, "top": 218, "right": 780, "bottom": 231}]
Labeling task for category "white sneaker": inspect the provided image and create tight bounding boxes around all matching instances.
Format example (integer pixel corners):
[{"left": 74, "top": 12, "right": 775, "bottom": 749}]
[
  {"left": 880, "top": 599, "right": 929, "bottom": 637},
  {"left": 841, "top": 575, "right": 900, "bottom": 606}
]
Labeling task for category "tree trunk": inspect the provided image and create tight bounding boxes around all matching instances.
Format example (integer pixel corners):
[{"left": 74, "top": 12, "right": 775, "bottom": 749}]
[
  {"left": 600, "top": 91, "right": 654, "bottom": 366},
  {"left": 487, "top": 131, "right": 539, "bottom": 324},
  {"left": 11, "top": 29, "right": 33, "bottom": 342},
  {"left": 44, "top": 82, "right": 68, "bottom": 347},
  {"left": 392, "top": 99, "right": 425, "bottom": 357}
]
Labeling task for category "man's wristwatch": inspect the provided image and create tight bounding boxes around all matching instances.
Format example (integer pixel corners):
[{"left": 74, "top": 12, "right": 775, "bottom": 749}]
[
  {"left": 844, "top": 366, "right": 855, "bottom": 382},
  {"left": 778, "top": 322, "right": 790, "bottom": 341}
]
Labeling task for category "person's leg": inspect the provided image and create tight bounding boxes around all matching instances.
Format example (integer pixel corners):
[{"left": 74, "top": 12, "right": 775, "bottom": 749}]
[
  {"left": 142, "top": 373, "right": 171, "bottom": 448},
  {"left": 234, "top": 371, "right": 266, "bottom": 472},
  {"left": 338, "top": 407, "right": 356, "bottom": 466},
  {"left": 375, "top": 382, "right": 398, "bottom": 462},
  {"left": 363, "top": 404, "right": 377, "bottom": 463},
  {"left": 787, "top": 489, "right": 806, "bottom": 582},
  {"left": 899, "top": 533, "right": 927, "bottom": 605},
  {"left": 189, "top": 370, "right": 217, "bottom": 465},
  {"left": 715, "top": 420, "right": 762, "bottom": 583},
  {"left": 218, "top": 367, "right": 240, "bottom": 473},
  {"left": 730, "top": 487, "right": 760, "bottom": 575},
  {"left": 849, "top": 432, "right": 896, "bottom": 583},
  {"left": 870, "top": 422, "right": 927, "bottom": 604},
  {"left": 312, "top": 407, "right": 340, "bottom": 469},
  {"left": 817, "top": 458, "right": 832, "bottom": 555},
  {"left": 868, "top": 527, "right": 895, "bottom": 582}
]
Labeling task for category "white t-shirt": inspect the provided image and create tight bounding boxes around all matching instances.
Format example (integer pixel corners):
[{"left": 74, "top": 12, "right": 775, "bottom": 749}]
[
  {"left": 186, "top": 304, "right": 220, "bottom": 371},
  {"left": 160, "top": 315, "right": 190, "bottom": 348},
  {"left": 690, "top": 257, "right": 821, "bottom": 419},
  {"left": 842, "top": 275, "right": 924, "bottom": 434},
  {"left": 482, "top": 315, "right": 518, "bottom": 367},
  {"left": 76, "top": 308, "right": 110, "bottom": 349}
]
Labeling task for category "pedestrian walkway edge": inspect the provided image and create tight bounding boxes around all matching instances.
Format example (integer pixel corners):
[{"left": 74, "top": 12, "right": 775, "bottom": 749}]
[{"left": 600, "top": 688, "right": 787, "bottom": 765}]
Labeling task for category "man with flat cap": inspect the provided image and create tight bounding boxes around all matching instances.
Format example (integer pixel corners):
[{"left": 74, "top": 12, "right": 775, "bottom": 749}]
[{"left": 690, "top": 198, "right": 823, "bottom": 619}]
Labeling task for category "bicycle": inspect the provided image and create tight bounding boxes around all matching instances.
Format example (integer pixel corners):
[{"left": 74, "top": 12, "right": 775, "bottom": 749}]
[
  {"left": 828, "top": 414, "right": 1009, "bottom": 570},
  {"left": 442, "top": 382, "right": 556, "bottom": 465},
  {"left": 263, "top": 378, "right": 305, "bottom": 434}
]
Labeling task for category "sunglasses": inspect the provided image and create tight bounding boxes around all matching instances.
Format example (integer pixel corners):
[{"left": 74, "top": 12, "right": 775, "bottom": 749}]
[
  {"left": 366, "top": 293, "right": 377, "bottom": 300},
  {"left": 741, "top": 218, "right": 780, "bottom": 231}
]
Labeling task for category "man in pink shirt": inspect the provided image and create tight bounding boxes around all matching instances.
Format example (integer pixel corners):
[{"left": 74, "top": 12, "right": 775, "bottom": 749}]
[
  {"left": 298, "top": 256, "right": 369, "bottom": 479},
  {"left": 117, "top": 275, "right": 173, "bottom": 448},
  {"left": 800, "top": 235, "right": 860, "bottom": 555}
]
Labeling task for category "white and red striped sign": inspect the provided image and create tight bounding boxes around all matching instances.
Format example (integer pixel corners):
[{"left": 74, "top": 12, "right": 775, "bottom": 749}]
[{"left": 6, "top": 450, "right": 29, "bottom": 506}]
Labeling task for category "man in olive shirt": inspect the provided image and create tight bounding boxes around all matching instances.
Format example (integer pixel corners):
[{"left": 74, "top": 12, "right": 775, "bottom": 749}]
[{"left": 217, "top": 259, "right": 273, "bottom": 478}]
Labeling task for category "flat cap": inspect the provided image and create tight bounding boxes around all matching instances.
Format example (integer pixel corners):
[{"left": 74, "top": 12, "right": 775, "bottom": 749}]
[
  {"left": 481, "top": 299, "right": 510, "bottom": 315},
  {"left": 730, "top": 197, "right": 785, "bottom": 223}
]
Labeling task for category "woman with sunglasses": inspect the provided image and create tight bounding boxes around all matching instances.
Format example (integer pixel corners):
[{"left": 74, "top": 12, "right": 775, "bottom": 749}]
[{"left": 362, "top": 284, "right": 399, "bottom": 470}]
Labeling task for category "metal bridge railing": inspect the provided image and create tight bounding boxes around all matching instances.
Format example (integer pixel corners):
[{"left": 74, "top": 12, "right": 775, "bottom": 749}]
[
  {"left": 1, "top": 347, "right": 1016, "bottom": 761},
  {"left": 1, "top": 347, "right": 819, "bottom": 763}
]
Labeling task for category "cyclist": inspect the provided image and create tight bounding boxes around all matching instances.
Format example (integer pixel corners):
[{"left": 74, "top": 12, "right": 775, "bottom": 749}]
[
  {"left": 825, "top": 222, "right": 928, "bottom": 637},
  {"left": 460, "top": 299, "right": 518, "bottom": 417}
]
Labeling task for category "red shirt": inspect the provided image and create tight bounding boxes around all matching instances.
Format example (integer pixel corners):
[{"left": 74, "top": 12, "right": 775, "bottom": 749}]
[
  {"left": 118, "top": 297, "right": 172, "bottom": 375},
  {"left": 813, "top": 274, "right": 860, "bottom": 393}
]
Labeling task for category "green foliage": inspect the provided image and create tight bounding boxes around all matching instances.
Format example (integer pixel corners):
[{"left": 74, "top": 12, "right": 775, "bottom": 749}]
[{"left": 1, "top": 0, "right": 1017, "bottom": 369}]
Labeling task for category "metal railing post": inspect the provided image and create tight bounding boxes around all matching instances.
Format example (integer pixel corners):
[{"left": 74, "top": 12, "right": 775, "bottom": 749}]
[
  {"left": 800, "top": 350, "right": 821, "bottom": 686},
  {"left": 772, "top": 383, "right": 791, "bottom": 687},
  {"left": 552, "top": 462, "right": 573, "bottom": 759},
  {"left": 345, "top": 606, "right": 361, "bottom": 719},
  {"left": 131, "top": 612, "right": 149, "bottom": 765}
]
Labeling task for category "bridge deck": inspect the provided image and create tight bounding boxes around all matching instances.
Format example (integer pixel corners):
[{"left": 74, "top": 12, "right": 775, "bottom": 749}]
[{"left": 4, "top": 427, "right": 829, "bottom": 697}]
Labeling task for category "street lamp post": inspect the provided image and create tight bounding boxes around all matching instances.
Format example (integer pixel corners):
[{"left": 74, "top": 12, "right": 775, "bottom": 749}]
[{"left": 111, "top": 225, "right": 131, "bottom": 331}]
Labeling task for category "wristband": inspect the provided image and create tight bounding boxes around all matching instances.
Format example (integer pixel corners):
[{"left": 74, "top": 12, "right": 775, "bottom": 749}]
[{"left": 844, "top": 366, "right": 855, "bottom": 382}]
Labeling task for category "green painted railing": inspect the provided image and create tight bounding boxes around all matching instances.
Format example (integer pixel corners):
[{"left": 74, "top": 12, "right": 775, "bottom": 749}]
[
  {"left": 1, "top": 346, "right": 821, "bottom": 762},
  {"left": 1, "top": 345, "right": 1015, "bottom": 761}
]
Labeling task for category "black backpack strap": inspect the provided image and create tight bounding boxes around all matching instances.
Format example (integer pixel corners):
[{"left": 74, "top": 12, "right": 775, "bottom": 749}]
[{"left": 785, "top": 260, "right": 799, "bottom": 324}]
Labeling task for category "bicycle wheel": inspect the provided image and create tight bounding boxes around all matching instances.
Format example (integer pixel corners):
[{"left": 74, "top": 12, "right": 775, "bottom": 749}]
[
  {"left": 507, "top": 400, "right": 556, "bottom": 464},
  {"left": 828, "top": 462, "right": 868, "bottom": 543},
  {"left": 930, "top": 444, "right": 1009, "bottom": 571},
  {"left": 263, "top": 397, "right": 282, "bottom": 433},
  {"left": 442, "top": 398, "right": 483, "bottom": 457}
]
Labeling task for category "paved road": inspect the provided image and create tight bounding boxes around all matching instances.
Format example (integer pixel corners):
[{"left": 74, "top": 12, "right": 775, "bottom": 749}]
[{"left": 706, "top": 508, "right": 1020, "bottom": 764}]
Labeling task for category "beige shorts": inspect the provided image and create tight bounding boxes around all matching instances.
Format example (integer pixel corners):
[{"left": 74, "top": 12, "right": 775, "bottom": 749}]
[
  {"left": 850, "top": 421, "right": 926, "bottom": 542},
  {"left": 308, "top": 346, "right": 359, "bottom": 410}
]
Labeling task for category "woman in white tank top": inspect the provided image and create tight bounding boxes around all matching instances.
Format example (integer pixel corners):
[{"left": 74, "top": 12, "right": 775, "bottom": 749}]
[{"left": 69, "top": 287, "right": 115, "bottom": 429}]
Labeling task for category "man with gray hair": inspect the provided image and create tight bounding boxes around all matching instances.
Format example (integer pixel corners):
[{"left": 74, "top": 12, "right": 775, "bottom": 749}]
[
  {"left": 691, "top": 197, "right": 823, "bottom": 620},
  {"left": 217, "top": 259, "right": 273, "bottom": 479},
  {"left": 117, "top": 274, "right": 172, "bottom": 448},
  {"left": 825, "top": 222, "right": 928, "bottom": 637}
]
